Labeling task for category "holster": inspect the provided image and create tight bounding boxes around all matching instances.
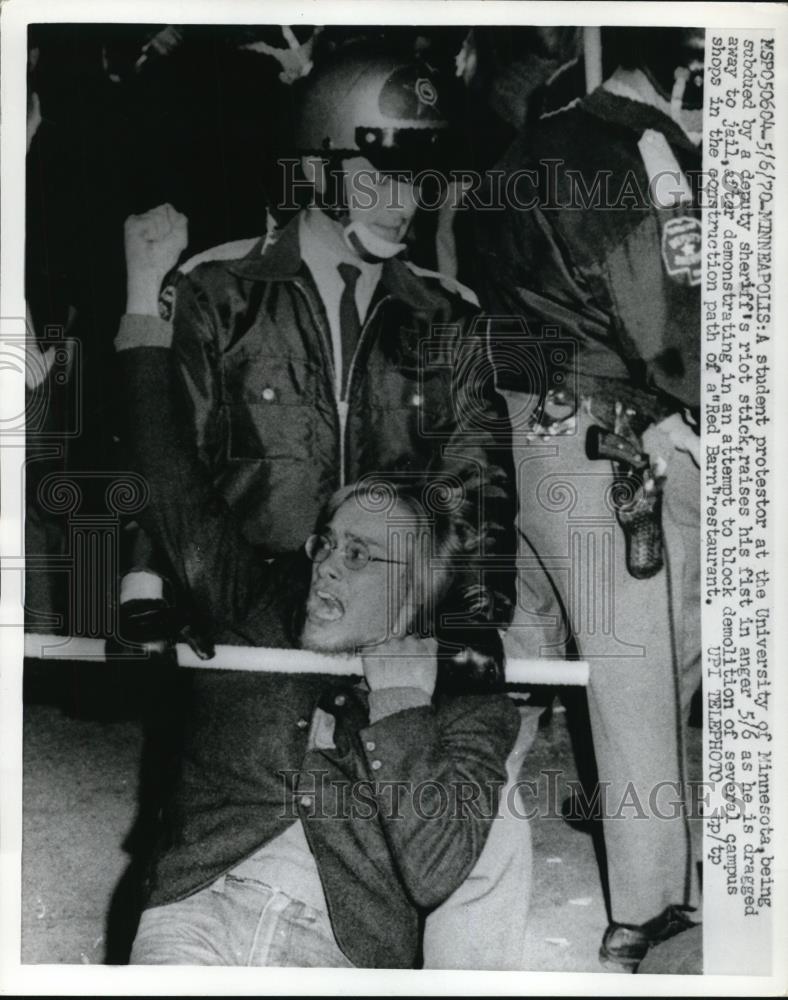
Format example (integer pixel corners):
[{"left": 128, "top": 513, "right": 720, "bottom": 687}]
[{"left": 585, "top": 408, "right": 665, "bottom": 580}]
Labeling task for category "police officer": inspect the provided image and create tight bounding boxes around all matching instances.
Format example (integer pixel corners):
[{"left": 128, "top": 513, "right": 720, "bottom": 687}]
[
  {"left": 121, "top": 46, "right": 516, "bottom": 639},
  {"left": 475, "top": 27, "right": 704, "bottom": 971}
]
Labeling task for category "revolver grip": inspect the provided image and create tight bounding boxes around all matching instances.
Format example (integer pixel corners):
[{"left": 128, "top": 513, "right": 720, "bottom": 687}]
[
  {"left": 585, "top": 425, "right": 663, "bottom": 579},
  {"left": 585, "top": 425, "right": 646, "bottom": 470}
]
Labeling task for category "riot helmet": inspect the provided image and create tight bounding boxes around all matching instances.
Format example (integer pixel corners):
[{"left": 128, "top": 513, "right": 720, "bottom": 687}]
[
  {"left": 295, "top": 49, "right": 450, "bottom": 173},
  {"left": 294, "top": 49, "right": 452, "bottom": 260}
]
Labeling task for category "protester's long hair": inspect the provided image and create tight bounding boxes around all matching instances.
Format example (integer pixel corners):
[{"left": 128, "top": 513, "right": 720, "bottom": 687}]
[{"left": 307, "top": 476, "right": 515, "bottom": 697}]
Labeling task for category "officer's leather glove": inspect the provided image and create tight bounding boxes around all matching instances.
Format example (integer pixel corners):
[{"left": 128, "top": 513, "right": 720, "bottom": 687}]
[{"left": 118, "top": 597, "right": 215, "bottom": 661}]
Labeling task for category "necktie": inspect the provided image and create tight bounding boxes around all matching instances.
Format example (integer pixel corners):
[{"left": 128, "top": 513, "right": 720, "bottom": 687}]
[{"left": 337, "top": 262, "right": 361, "bottom": 398}]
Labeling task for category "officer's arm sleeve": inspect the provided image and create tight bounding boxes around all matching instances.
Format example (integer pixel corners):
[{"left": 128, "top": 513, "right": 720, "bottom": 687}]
[
  {"left": 168, "top": 270, "right": 220, "bottom": 458},
  {"left": 439, "top": 312, "right": 518, "bottom": 623},
  {"left": 474, "top": 203, "right": 628, "bottom": 385},
  {"left": 358, "top": 694, "right": 520, "bottom": 910},
  {"left": 116, "top": 319, "right": 269, "bottom": 628}
]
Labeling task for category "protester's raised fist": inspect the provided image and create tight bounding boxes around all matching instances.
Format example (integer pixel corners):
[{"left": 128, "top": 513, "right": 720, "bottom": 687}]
[
  {"left": 124, "top": 204, "right": 188, "bottom": 315},
  {"left": 125, "top": 203, "right": 188, "bottom": 280}
]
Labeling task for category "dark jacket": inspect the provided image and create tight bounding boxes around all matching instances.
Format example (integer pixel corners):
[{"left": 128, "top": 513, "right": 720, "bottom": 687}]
[
  {"left": 117, "top": 331, "right": 520, "bottom": 969},
  {"left": 166, "top": 212, "right": 515, "bottom": 553},
  {"left": 475, "top": 86, "right": 702, "bottom": 419}
]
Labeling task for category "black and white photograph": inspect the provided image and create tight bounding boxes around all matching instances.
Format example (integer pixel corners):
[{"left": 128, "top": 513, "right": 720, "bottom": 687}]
[{"left": 0, "top": 1, "right": 785, "bottom": 993}]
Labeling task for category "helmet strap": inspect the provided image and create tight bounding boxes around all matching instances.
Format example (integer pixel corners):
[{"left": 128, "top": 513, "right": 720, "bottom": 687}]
[
  {"left": 342, "top": 220, "right": 407, "bottom": 262},
  {"left": 313, "top": 153, "right": 348, "bottom": 221}
]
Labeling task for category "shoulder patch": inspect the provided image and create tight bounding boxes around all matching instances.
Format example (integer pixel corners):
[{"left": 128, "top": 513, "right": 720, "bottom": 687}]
[
  {"left": 158, "top": 283, "right": 176, "bottom": 322},
  {"left": 403, "top": 261, "right": 480, "bottom": 307},
  {"left": 661, "top": 215, "right": 702, "bottom": 287},
  {"left": 178, "top": 237, "right": 263, "bottom": 276}
]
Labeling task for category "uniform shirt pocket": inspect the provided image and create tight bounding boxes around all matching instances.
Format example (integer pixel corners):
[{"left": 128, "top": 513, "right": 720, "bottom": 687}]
[{"left": 222, "top": 351, "right": 319, "bottom": 461}]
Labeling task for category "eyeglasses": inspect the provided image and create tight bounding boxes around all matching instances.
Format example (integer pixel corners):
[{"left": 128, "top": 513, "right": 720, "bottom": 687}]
[{"left": 305, "top": 533, "right": 407, "bottom": 572}]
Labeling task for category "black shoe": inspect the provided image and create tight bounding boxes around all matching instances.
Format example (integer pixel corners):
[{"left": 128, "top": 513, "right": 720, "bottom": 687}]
[{"left": 599, "top": 904, "right": 699, "bottom": 972}]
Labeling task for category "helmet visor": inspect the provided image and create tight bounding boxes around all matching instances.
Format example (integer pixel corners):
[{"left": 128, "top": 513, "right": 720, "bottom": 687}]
[{"left": 354, "top": 125, "right": 453, "bottom": 176}]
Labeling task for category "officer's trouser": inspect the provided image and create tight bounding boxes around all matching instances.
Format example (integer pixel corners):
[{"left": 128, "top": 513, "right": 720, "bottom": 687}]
[
  {"left": 502, "top": 392, "right": 701, "bottom": 926},
  {"left": 422, "top": 706, "right": 539, "bottom": 969}
]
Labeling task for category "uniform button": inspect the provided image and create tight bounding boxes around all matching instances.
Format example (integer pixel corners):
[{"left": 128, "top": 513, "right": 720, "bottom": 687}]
[
  {"left": 411, "top": 393, "right": 422, "bottom": 407},
  {"left": 300, "top": 794, "right": 313, "bottom": 807},
  {"left": 334, "top": 694, "right": 346, "bottom": 707},
  {"left": 261, "top": 387, "right": 276, "bottom": 402},
  {"left": 296, "top": 718, "right": 309, "bottom": 729},
  {"left": 365, "top": 740, "right": 376, "bottom": 752},
  {"left": 370, "top": 760, "right": 382, "bottom": 771}
]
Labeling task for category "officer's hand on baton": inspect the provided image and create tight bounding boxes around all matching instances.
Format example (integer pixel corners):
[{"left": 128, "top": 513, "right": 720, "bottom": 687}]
[{"left": 124, "top": 203, "right": 188, "bottom": 316}]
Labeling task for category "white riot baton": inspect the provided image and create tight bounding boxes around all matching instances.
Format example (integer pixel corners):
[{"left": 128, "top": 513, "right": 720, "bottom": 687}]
[{"left": 23, "top": 633, "right": 589, "bottom": 687}]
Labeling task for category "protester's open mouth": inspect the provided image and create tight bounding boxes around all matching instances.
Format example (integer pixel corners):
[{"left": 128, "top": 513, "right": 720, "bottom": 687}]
[{"left": 307, "top": 590, "right": 345, "bottom": 622}]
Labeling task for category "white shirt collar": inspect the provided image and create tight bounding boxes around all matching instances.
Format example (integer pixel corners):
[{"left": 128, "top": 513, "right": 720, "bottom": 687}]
[
  {"left": 299, "top": 208, "right": 383, "bottom": 282},
  {"left": 298, "top": 210, "right": 382, "bottom": 397}
]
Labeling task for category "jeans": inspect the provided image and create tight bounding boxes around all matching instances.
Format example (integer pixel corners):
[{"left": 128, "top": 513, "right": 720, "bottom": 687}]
[
  {"left": 130, "top": 874, "right": 353, "bottom": 967},
  {"left": 131, "top": 717, "right": 536, "bottom": 968}
]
